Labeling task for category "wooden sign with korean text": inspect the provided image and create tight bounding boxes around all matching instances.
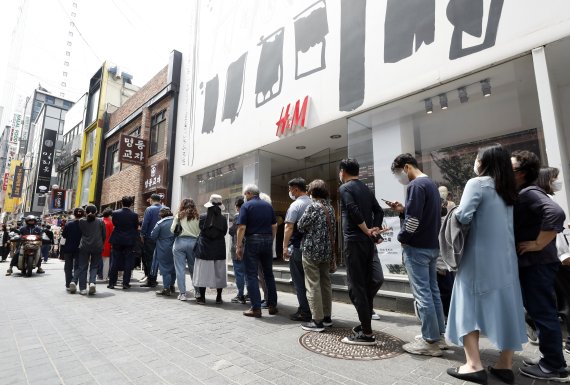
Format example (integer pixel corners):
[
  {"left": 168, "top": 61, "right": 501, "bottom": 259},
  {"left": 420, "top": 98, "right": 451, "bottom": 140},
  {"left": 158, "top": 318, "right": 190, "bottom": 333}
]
[{"left": 119, "top": 134, "right": 147, "bottom": 165}]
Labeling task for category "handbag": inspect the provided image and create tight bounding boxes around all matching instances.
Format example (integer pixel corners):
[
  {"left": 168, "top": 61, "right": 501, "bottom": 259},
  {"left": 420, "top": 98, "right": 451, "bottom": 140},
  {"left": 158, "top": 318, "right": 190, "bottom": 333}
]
[
  {"left": 173, "top": 223, "right": 183, "bottom": 236},
  {"left": 319, "top": 202, "right": 337, "bottom": 273}
]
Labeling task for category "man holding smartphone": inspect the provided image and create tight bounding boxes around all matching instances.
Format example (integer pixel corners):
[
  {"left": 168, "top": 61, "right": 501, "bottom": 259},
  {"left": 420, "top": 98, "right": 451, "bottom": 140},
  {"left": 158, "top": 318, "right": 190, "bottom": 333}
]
[{"left": 338, "top": 158, "right": 385, "bottom": 345}]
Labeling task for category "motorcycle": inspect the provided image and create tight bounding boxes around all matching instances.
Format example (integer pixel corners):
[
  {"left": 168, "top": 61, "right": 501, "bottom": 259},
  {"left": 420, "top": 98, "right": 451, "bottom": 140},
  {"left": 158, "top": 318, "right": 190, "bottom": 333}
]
[{"left": 12, "top": 234, "right": 42, "bottom": 277}]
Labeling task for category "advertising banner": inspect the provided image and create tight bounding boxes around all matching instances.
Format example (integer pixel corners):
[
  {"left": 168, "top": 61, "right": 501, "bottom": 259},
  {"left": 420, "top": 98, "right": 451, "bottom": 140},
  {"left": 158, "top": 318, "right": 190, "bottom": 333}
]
[
  {"left": 35, "top": 129, "right": 57, "bottom": 194},
  {"left": 51, "top": 189, "right": 66, "bottom": 210},
  {"left": 11, "top": 165, "right": 24, "bottom": 198}
]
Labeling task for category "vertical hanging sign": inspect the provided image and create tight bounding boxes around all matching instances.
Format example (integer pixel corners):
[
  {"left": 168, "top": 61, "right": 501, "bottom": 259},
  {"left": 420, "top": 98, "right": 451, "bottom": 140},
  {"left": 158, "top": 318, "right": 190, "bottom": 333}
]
[{"left": 35, "top": 129, "right": 57, "bottom": 193}]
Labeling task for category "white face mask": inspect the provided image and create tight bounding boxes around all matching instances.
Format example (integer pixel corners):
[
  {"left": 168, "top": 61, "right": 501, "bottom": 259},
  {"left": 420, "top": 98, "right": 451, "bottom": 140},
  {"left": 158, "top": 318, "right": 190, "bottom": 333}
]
[
  {"left": 395, "top": 169, "right": 409, "bottom": 186},
  {"left": 473, "top": 159, "right": 480, "bottom": 176},
  {"left": 551, "top": 179, "right": 563, "bottom": 192},
  {"left": 288, "top": 191, "right": 296, "bottom": 201}
]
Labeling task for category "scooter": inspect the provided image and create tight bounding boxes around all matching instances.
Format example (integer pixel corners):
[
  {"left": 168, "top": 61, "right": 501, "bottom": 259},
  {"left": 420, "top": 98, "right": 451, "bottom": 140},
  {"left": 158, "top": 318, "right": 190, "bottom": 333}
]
[{"left": 12, "top": 234, "right": 42, "bottom": 277}]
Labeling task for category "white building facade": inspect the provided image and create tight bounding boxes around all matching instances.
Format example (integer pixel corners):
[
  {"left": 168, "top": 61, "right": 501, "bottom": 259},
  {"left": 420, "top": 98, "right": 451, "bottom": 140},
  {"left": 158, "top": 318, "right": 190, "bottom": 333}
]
[{"left": 173, "top": 0, "right": 570, "bottom": 274}]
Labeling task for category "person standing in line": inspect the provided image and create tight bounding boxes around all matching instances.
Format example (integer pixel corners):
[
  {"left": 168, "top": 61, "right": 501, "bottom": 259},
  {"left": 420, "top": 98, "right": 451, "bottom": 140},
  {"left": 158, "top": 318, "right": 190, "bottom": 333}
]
[
  {"left": 193, "top": 194, "right": 228, "bottom": 304},
  {"left": 152, "top": 206, "right": 176, "bottom": 297},
  {"left": 77, "top": 205, "right": 106, "bottom": 296},
  {"left": 388, "top": 153, "right": 446, "bottom": 356},
  {"left": 512, "top": 151, "right": 568, "bottom": 382},
  {"left": 229, "top": 196, "right": 247, "bottom": 304},
  {"left": 338, "top": 158, "right": 385, "bottom": 345},
  {"left": 100, "top": 208, "right": 114, "bottom": 282},
  {"left": 445, "top": 145, "right": 527, "bottom": 385},
  {"left": 62, "top": 207, "right": 85, "bottom": 293},
  {"left": 171, "top": 198, "right": 201, "bottom": 301},
  {"left": 297, "top": 179, "right": 336, "bottom": 332},
  {"left": 236, "top": 184, "right": 278, "bottom": 318},
  {"left": 0, "top": 224, "right": 9, "bottom": 262},
  {"left": 108, "top": 196, "right": 139, "bottom": 290},
  {"left": 283, "top": 178, "right": 313, "bottom": 322},
  {"left": 140, "top": 193, "right": 163, "bottom": 288},
  {"left": 41, "top": 224, "right": 54, "bottom": 263}
]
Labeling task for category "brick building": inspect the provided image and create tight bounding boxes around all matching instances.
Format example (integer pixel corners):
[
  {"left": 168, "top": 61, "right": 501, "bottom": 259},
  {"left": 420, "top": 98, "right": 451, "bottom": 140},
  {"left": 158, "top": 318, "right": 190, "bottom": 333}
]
[{"left": 99, "top": 50, "right": 182, "bottom": 216}]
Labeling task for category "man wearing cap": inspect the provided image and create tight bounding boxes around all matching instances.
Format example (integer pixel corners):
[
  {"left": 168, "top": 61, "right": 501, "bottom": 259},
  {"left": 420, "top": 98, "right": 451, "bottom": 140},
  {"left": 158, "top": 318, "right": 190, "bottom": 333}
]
[{"left": 140, "top": 193, "right": 163, "bottom": 287}]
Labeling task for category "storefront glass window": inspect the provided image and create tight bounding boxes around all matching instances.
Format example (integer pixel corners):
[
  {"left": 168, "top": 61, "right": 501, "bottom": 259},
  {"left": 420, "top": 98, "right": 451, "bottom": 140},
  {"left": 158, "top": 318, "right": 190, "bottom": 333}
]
[
  {"left": 85, "top": 129, "right": 95, "bottom": 162},
  {"left": 80, "top": 167, "right": 92, "bottom": 206},
  {"left": 348, "top": 55, "right": 544, "bottom": 275}
]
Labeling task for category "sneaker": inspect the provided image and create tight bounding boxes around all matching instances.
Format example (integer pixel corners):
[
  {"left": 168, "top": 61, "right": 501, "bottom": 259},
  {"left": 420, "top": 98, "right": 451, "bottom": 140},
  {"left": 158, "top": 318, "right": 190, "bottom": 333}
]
[
  {"left": 88, "top": 283, "right": 96, "bottom": 295},
  {"left": 371, "top": 311, "right": 381, "bottom": 320},
  {"left": 79, "top": 289, "right": 87, "bottom": 295},
  {"left": 565, "top": 345, "right": 570, "bottom": 355},
  {"left": 402, "top": 338, "right": 443, "bottom": 357},
  {"left": 527, "top": 323, "right": 539, "bottom": 345},
  {"left": 139, "top": 275, "right": 148, "bottom": 283},
  {"left": 519, "top": 364, "right": 569, "bottom": 382},
  {"left": 352, "top": 324, "right": 363, "bottom": 335},
  {"left": 415, "top": 334, "right": 449, "bottom": 350},
  {"left": 36, "top": 267, "right": 45, "bottom": 274},
  {"left": 301, "top": 320, "right": 325, "bottom": 332},
  {"left": 290, "top": 312, "right": 311, "bottom": 322},
  {"left": 156, "top": 288, "right": 171, "bottom": 296},
  {"left": 66, "top": 287, "right": 71, "bottom": 292},
  {"left": 231, "top": 295, "right": 246, "bottom": 304},
  {"left": 69, "top": 282, "right": 77, "bottom": 294},
  {"left": 322, "top": 316, "right": 333, "bottom": 327},
  {"left": 178, "top": 293, "right": 188, "bottom": 301},
  {"left": 6, "top": 268, "right": 12, "bottom": 276},
  {"left": 523, "top": 357, "right": 542, "bottom": 367},
  {"left": 341, "top": 331, "right": 376, "bottom": 346}
]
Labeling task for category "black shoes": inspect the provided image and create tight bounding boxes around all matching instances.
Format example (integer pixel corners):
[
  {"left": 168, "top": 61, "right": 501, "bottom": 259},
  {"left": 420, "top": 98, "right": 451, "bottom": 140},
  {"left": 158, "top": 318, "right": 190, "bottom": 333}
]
[
  {"left": 289, "top": 312, "right": 311, "bottom": 322},
  {"left": 140, "top": 283, "right": 157, "bottom": 288},
  {"left": 156, "top": 288, "right": 171, "bottom": 296},
  {"left": 301, "top": 320, "right": 325, "bottom": 332},
  {"left": 122, "top": 284, "right": 131, "bottom": 289},
  {"left": 322, "top": 316, "right": 333, "bottom": 327},
  {"left": 341, "top": 331, "right": 376, "bottom": 346},
  {"left": 488, "top": 367, "right": 514, "bottom": 385},
  {"left": 446, "top": 368, "right": 487, "bottom": 384},
  {"left": 231, "top": 295, "right": 246, "bottom": 304}
]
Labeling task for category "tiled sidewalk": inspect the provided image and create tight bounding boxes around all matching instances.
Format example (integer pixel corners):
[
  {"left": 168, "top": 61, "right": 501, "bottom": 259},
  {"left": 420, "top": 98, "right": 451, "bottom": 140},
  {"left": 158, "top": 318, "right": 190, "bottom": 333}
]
[{"left": 0, "top": 258, "right": 551, "bottom": 384}]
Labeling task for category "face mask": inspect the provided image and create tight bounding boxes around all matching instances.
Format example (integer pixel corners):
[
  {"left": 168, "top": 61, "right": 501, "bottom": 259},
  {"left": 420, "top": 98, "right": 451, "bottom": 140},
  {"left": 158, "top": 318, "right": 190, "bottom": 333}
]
[
  {"left": 473, "top": 159, "right": 480, "bottom": 176},
  {"left": 551, "top": 179, "right": 563, "bottom": 192},
  {"left": 395, "top": 169, "right": 409, "bottom": 186},
  {"left": 338, "top": 171, "right": 344, "bottom": 184},
  {"left": 288, "top": 191, "right": 296, "bottom": 201}
]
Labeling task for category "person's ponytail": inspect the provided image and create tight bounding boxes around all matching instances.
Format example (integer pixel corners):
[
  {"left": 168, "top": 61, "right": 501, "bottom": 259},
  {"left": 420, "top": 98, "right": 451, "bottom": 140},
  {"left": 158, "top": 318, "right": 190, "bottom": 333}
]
[{"left": 85, "top": 205, "right": 98, "bottom": 222}]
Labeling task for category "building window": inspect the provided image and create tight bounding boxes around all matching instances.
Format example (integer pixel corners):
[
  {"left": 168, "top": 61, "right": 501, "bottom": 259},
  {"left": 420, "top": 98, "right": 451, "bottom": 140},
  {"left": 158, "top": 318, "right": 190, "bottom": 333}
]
[
  {"left": 86, "top": 87, "right": 100, "bottom": 126},
  {"left": 66, "top": 51, "right": 70, "bottom": 56},
  {"left": 149, "top": 110, "right": 166, "bottom": 155},
  {"left": 67, "top": 41, "right": 72, "bottom": 46},
  {"left": 61, "top": 82, "right": 67, "bottom": 87},
  {"left": 71, "top": 12, "right": 76, "bottom": 17},
  {"left": 63, "top": 72, "right": 68, "bottom": 77},
  {"left": 105, "top": 142, "right": 121, "bottom": 177},
  {"left": 85, "top": 129, "right": 96, "bottom": 162},
  {"left": 80, "top": 167, "right": 92, "bottom": 206},
  {"left": 64, "top": 61, "right": 69, "bottom": 66},
  {"left": 68, "top": 31, "right": 73, "bottom": 37},
  {"left": 129, "top": 126, "right": 141, "bottom": 137}
]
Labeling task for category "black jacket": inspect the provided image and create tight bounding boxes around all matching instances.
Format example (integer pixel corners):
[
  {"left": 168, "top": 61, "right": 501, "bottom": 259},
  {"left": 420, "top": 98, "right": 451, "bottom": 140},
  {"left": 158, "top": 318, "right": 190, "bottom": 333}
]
[
  {"left": 339, "top": 179, "right": 383, "bottom": 242},
  {"left": 109, "top": 208, "right": 139, "bottom": 246},
  {"left": 195, "top": 208, "right": 228, "bottom": 261}
]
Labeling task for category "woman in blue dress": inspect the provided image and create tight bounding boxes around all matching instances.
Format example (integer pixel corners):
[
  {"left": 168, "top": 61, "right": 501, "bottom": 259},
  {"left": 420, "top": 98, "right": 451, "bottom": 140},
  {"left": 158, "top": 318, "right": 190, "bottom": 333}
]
[{"left": 446, "top": 144, "right": 527, "bottom": 385}]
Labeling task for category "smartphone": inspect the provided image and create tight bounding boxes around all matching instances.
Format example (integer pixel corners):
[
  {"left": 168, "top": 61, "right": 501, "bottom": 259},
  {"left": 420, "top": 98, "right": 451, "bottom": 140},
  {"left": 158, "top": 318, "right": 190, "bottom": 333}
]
[{"left": 381, "top": 198, "right": 392, "bottom": 205}]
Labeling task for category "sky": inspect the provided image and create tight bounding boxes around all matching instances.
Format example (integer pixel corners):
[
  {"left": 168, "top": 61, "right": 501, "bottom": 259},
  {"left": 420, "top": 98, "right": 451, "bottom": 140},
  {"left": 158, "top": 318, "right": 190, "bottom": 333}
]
[{"left": 0, "top": 0, "right": 193, "bottom": 133}]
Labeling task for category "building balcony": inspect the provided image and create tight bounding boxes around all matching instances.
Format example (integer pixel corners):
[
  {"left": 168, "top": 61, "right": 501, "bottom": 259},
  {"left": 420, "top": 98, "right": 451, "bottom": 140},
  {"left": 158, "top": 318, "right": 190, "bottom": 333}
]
[{"left": 55, "top": 135, "right": 82, "bottom": 171}]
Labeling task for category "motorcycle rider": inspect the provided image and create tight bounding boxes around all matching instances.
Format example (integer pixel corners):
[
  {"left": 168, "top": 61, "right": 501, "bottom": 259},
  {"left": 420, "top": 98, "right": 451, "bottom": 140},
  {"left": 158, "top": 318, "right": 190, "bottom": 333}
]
[{"left": 6, "top": 215, "right": 45, "bottom": 275}]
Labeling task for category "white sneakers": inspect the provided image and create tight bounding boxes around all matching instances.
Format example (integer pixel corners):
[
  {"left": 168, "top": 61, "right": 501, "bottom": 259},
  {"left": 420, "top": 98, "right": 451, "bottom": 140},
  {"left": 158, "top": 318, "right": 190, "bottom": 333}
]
[
  {"left": 414, "top": 334, "right": 449, "bottom": 350},
  {"left": 79, "top": 289, "right": 87, "bottom": 295},
  {"left": 139, "top": 276, "right": 148, "bottom": 284},
  {"left": 403, "top": 337, "right": 443, "bottom": 357},
  {"left": 88, "top": 283, "right": 96, "bottom": 295},
  {"left": 69, "top": 282, "right": 77, "bottom": 294},
  {"left": 178, "top": 293, "right": 188, "bottom": 301}
]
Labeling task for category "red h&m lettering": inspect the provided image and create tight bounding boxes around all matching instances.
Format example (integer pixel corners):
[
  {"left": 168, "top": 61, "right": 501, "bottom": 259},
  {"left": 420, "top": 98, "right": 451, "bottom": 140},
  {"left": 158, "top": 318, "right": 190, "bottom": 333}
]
[{"left": 275, "top": 96, "right": 309, "bottom": 137}]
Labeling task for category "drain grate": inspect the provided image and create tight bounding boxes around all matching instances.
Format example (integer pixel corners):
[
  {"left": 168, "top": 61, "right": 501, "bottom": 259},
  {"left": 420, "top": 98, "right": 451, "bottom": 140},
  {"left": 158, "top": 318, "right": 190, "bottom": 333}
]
[{"left": 299, "top": 328, "right": 405, "bottom": 360}]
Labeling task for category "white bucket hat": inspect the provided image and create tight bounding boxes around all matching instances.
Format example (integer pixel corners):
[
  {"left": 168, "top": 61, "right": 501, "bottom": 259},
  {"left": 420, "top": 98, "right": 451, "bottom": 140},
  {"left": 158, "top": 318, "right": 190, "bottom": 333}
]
[{"left": 204, "top": 194, "right": 225, "bottom": 211}]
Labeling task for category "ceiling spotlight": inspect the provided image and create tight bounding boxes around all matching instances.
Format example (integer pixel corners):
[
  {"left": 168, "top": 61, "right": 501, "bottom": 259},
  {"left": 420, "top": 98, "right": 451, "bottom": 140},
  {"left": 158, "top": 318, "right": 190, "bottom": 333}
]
[
  {"left": 458, "top": 86, "right": 469, "bottom": 103},
  {"left": 296, "top": 145, "right": 306, "bottom": 150},
  {"left": 424, "top": 98, "right": 433, "bottom": 114},
  {"left": 481, "top": 79, "right": 491, "bottom": 97},
  {"left": 438, "top": 94, "right": 448, "bottom": 110},
  {"left": 330, "top": 134, "right": 342, "bottom": 139}
]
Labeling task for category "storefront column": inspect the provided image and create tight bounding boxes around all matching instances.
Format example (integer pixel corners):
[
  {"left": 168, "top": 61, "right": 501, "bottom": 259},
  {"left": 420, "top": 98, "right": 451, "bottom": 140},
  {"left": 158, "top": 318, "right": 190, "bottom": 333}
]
[
  {"left": 532, "top": 47, "right": 570, "bottom": 215},
  {"left": 242, "top": 151, "right": 271, "bottom": 196}
]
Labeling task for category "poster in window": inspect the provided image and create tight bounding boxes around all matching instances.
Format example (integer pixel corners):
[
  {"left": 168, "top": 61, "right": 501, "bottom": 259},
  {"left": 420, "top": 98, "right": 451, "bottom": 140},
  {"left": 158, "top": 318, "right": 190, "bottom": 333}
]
[
  {"left": 51, "top": 189, "right": 66, "bottom": 210},
  {"left": 119, "top": 134, "right": 147, "bottom": 165},
  {"left": 35, "top": 128, "right": 57, "bottom": 193}
]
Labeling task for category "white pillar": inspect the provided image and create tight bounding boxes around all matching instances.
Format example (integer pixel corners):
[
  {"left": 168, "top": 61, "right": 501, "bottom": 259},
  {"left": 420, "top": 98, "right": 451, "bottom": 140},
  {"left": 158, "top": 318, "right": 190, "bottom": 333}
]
[{"left": 532, "top": 47, "right": 570, "bottom": 216}]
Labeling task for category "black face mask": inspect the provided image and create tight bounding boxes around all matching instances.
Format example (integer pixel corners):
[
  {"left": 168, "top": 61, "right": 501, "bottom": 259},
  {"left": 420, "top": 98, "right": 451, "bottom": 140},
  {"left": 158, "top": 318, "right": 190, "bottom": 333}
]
[{"left": 26, "top": 222, "right": 36, "bottom": 227}]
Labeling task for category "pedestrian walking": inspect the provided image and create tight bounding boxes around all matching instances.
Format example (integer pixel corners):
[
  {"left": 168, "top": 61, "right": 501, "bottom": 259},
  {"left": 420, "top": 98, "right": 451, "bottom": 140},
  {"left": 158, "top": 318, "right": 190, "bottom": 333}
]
[
  {"left": 297, "top": 179, "right": 336, "bottom": 332},
  {"left": 41, "top": 224, "right": 54, "bottom": 262},
  {"left": 338, "top": 158, "right": 385, "bottom": 345},
  {"left": 108, "top": 196, "right": 139, "bottom": 290},
  {"left": 0, "top": 224, "right": 9, "bottom": 262},
  {"left": 101, "top": 208, "right": 114, "bottom": 281},
  {"left": 512, "top": 151, "right": 568, "bottom": 382},
  {"left": 445, "top": 144, "right": 527, "bottom": 385},
  {"left": 140, "top": 193, "right": 163, "bottom": 287},
  {"left": 171, "top": 198, "right": 201, "bottom": 301},
  {"left": 229, "top": 196, "right": 247, "bottom": 304},
  {"left": 77, "top": 205, "right": 106, "bottom": 295},
  {"left": 152, "top": 206, "right": 176, "bottom": 297},
  {"left": 61, "top": 207, "right": 85, "bottom": 293},
  {"left": 193, "top": 194, "right": 228, "bottom": 304},
  {"left": 236, "top": 184, "right": 278, "bottom": 318},
  {"left": 388, "top": 153, "right": 446, "bottom": 356},
  {"left": 283, "top": 178, "right": 312, "bottom": 322}
]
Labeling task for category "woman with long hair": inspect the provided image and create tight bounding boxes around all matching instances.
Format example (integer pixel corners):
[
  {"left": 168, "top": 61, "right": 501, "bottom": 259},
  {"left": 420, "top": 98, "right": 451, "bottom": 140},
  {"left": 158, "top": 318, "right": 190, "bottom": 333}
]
[
  {"left": 193, "top": 194, "right": 228, "bottom": 304},
  {"left": 446, "top": 144, "right": 527, "bottom": 384},
  {"left": 171, "top": 198, "right": 201, "bottom": 301},
  {"left": 77, "top": 205, "right": 106, "bottom": 296}
]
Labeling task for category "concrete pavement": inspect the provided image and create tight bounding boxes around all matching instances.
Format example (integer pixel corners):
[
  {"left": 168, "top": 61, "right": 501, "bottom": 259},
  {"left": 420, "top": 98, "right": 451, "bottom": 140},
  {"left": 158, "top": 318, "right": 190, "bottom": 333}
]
[{"left": 0, "top": 258, "right": 553, "bottom": 384}]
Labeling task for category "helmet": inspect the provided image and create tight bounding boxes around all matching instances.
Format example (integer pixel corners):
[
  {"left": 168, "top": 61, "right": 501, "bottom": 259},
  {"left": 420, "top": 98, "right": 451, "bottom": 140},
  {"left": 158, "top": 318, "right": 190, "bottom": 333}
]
[{"left": 25, "top": 215, "right": 38, "bottom": 225}]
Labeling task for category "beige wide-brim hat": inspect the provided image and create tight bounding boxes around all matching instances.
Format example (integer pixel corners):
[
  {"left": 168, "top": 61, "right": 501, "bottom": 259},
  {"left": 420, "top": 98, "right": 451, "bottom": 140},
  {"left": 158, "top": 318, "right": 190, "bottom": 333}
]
[{"left": 204, "top": 194, "right": 225, "bottom": 211}]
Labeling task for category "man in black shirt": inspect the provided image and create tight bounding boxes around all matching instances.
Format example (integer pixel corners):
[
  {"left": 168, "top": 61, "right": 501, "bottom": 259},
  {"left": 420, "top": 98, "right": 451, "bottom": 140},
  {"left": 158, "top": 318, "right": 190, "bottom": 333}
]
[{"left": 338, "top": 158, "right": 385, "bottom": 345}]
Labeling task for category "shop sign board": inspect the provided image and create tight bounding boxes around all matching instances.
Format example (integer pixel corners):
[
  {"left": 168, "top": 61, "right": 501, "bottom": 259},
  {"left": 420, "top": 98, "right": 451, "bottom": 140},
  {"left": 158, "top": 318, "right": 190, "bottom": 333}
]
[
  {"left": 2, "top": 172, "right": 9, "bottom": 191},
  {"left": 51, "top": 189, "right": 66, "bottom": 210},
  {"left": 35, "top": 128, "right": 57, "bottom": 194},
  {"left": 275, "top": 96, "right": 309, "bottom": 137},
  {"left": 143, "top": 160, "right": 167, "bottom": 192},
  {"left": 119, "top": 134, "right": 147, "bottom": 165},
  {"left": 11, "top": 165, "right": 24, "bottom": 198}
]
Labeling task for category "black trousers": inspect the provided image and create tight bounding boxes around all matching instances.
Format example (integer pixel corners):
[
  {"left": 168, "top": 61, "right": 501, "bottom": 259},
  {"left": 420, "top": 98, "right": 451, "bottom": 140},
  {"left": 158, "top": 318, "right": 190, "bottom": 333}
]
[
  {"left": 556, "top": 265, "right": 570, "bottom": 345},
  {"left": 345, "top": 240, "right": 384, "bottom": 334},
  {"left": 142, "top": 239, "right": 156, "bottom": 279},
  {"left": 109, "top": 245, "right": 135, "bottom": 287}
]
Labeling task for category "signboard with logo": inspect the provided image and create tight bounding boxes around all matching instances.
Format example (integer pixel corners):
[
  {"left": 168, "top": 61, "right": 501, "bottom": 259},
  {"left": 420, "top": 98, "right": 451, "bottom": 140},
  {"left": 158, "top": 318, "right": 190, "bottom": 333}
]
[
  {"left": 11, "top": 165, "right": 24, "bottom": 198},
  {"left": 51, "top": 189, "right": 66, "bottom": 210},
  {"left": 119, "top": 134, "right": 147, "bottom": 165},
  {"left": 2, "top": 172, "right": 9, "bottom": 191},
  {"left": 275, "top": 96, "right": 309, "bottom": 137},
  {"left": 35, "top": 128, "right": 57, "bottom": 194},
  {"left": 143, "top": 160, "right": 167, "bottom": 192}
]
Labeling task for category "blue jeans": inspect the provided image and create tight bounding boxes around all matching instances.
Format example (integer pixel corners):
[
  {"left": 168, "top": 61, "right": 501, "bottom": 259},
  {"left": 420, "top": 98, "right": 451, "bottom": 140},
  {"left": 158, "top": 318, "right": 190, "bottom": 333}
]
[
  {"left": 77, "top": 248, "right": 102, "bottom": 290},
  {"left": 290, "top": 247, "right": 311, "bottom": 316},
  {"left": 403, "top": 245, "right": 446, "bottom": 342},
  {"left": 520, "top": 262, "right": 566, "bottom": 371},
  {"left": 172, "top": 236, "right": 198, "bottom": 295},
  {"left": 232, "top": 257, "right": 247, "bottom": 296},
  {"left": 244, "top": 235, "right": 277, "bottom": 310},
  {"left": 41, "top": 244, "right": 51, "bottom": 262}
]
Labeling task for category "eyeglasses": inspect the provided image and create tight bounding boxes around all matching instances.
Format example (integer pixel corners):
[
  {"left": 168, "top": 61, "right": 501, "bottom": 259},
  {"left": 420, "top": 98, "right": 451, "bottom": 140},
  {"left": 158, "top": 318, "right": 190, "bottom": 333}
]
[{"left": 512, "top": 168, "right": 522, "bottom": 172}]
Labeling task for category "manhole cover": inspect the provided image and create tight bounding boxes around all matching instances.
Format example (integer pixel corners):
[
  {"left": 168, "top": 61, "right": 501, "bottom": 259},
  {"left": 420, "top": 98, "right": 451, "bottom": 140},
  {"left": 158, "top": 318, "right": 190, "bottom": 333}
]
[{"left": 299, "top": 328, "right": 405, "bottom": 360}]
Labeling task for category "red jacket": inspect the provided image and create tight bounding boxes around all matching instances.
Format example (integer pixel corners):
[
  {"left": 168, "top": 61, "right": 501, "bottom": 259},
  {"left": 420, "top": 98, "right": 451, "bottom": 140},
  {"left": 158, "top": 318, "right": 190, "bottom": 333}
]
[{"left": 102, "top": 217, "right": 114, "bottom": 257}]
